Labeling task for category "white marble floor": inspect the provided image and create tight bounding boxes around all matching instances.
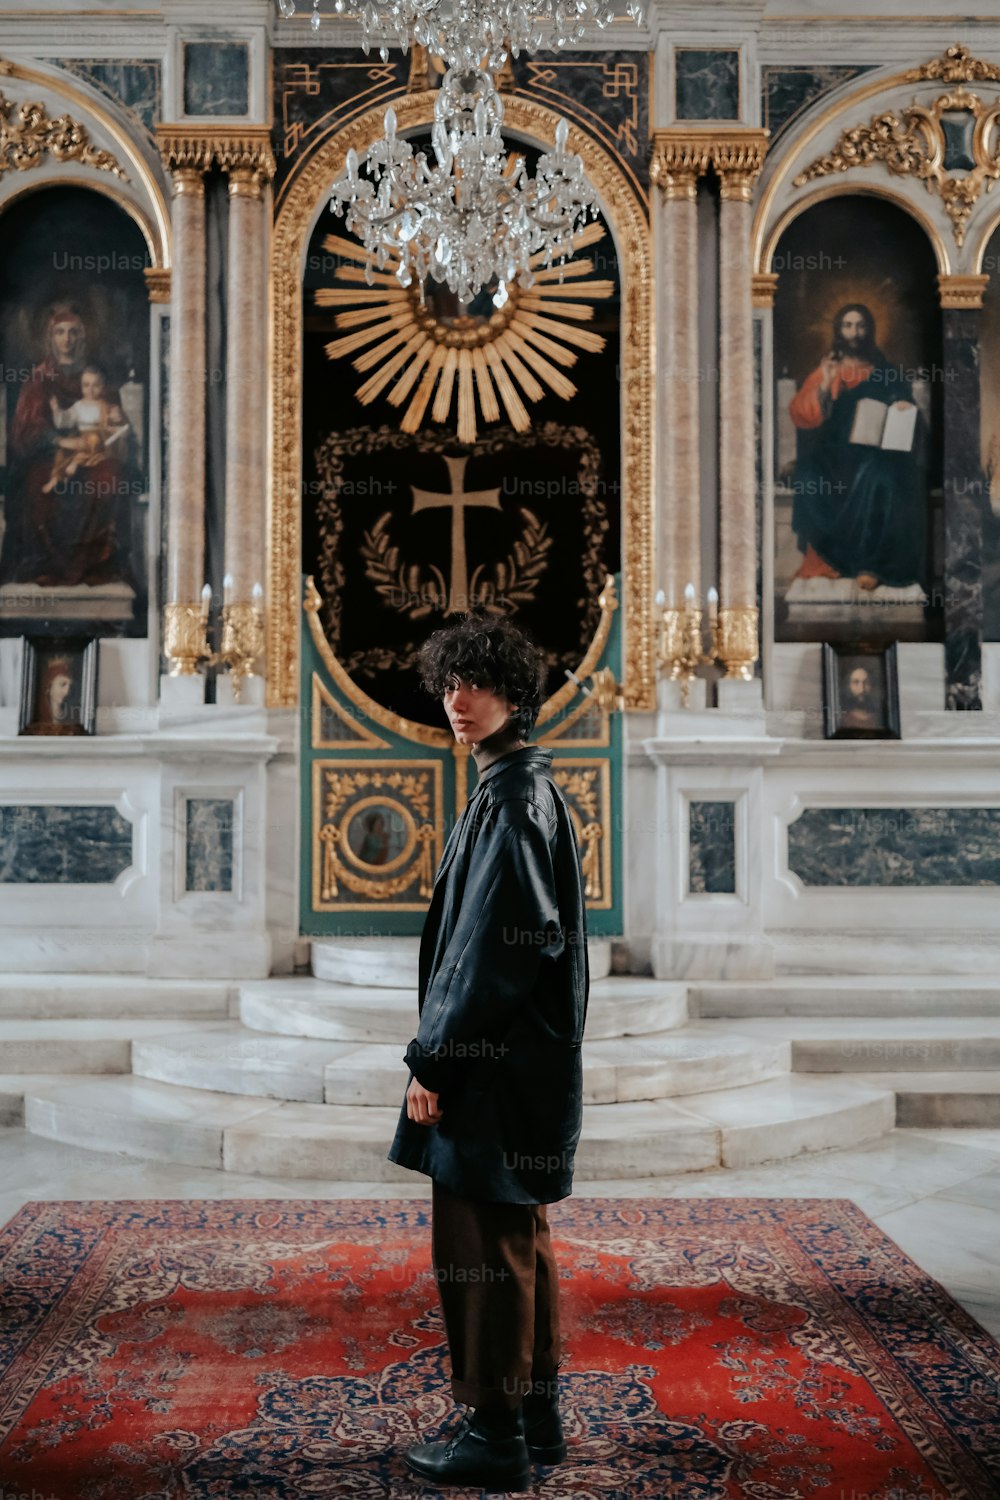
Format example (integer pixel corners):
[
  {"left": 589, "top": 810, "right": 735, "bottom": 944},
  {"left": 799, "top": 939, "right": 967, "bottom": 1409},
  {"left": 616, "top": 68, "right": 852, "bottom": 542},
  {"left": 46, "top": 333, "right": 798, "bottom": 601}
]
[{"left": 3, "top": 1124, "right": 999, "bottom": 1343}]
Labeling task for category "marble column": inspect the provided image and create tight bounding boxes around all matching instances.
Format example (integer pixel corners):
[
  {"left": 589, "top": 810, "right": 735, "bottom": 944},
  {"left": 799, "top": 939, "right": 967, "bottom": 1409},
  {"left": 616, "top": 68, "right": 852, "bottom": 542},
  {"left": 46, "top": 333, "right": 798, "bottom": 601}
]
[
  {"left": 650, "top": 140, "right": 703, "bottom": 609},
  {"left": 161, "top": 158, "right": 208, "bottom": 678},
  {"left": 715, "top": 133, "right": 767, "bottom": 681},
  {"left": 220, "top": 161, "right": 271, "bottom": 699},
  {"left": 650, "top": 136, "right": 710, "bottom": 706},
  {"left": 940, "top": 273, "right": 989, "bottom": 709}
]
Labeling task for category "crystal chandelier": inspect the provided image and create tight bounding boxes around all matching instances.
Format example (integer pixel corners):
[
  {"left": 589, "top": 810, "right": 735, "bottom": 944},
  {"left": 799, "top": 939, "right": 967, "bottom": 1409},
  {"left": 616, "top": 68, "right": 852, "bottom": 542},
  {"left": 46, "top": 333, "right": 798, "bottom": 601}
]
[
  {"left": 279, "top": 0, "right": 644, "bottom": 307},
  {"left": 277, "top": 0, "right": 645, "bottom": 64},
  {"left": 328, "top": 68, "right": 600, "bottom": 304}
]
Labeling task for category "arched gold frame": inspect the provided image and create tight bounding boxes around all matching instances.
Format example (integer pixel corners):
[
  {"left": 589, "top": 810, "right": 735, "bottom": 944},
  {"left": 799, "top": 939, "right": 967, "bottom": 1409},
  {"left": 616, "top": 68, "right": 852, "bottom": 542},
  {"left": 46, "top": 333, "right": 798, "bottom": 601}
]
[
  {"left": 0, "top": 174, "right": 164, "bottom": 269},
  {"left": 751, "top": 62, "right": 960, "bottom": 277},
  {"left": 759, "top": 180, "right": 951, "bottom": 279},
  {"left": 269, "top": 90, "right": 654, "bottom": 711},
  {"left": 0, "top": 57, "right": 172, "bottom": 269},
  {"left": 970, "top": 203, "right": 1000, "bottom": 274}
]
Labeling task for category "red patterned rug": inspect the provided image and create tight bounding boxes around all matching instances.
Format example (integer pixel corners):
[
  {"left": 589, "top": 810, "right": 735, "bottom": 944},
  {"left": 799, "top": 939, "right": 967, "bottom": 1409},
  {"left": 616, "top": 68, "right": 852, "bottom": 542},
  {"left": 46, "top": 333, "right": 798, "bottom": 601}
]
[{"left": 1, "top": 1197, "right": 998, "bottom": 1498}]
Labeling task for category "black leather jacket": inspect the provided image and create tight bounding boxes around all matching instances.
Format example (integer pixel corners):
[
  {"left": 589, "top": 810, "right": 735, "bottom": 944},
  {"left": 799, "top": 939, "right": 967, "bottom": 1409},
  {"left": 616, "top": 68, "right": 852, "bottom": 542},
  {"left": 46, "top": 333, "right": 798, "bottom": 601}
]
[{"left": 387, "top": 744, "right": 589, "bottom": 1203}]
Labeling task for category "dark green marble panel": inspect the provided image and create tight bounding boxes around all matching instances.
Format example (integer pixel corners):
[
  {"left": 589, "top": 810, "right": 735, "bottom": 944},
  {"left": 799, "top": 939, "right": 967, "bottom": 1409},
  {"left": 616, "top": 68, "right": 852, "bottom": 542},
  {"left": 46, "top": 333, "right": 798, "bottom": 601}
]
[
  {"left": 689, "top": 800, "right": 736, "bottom": 894},
  {"left": 0, "top": 804, "right": 132, "bottom": 883},
  {"left": 789, "top": 807, "right": 1000, "bottom": 886},
  {"left": 185, "top": 797, "right": 235, "bottom": 892}
]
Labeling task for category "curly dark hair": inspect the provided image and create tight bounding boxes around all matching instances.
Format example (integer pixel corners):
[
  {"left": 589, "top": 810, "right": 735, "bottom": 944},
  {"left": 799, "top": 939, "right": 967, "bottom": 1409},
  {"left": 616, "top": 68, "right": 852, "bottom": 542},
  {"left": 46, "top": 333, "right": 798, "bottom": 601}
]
[{"left": 415, "top": 609, "right": 547, "bottom": 739}]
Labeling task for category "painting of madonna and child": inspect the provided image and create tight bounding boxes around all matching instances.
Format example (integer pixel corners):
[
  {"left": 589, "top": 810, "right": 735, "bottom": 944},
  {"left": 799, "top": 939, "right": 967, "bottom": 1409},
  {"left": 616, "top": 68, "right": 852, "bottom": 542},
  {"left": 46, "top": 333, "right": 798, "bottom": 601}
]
[
  {"left": 772, "top": 196, "right": 944, "bottom": 643},
  {"left": 0, "top": 186, "right": 150, "bottom": 638}
]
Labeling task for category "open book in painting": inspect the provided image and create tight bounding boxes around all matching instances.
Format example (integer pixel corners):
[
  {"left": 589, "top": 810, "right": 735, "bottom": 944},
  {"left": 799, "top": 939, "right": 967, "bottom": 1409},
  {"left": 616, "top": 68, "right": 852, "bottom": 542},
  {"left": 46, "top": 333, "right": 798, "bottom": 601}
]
[{"left": 849, "top": 397, "right": 918, "bottom": 452}]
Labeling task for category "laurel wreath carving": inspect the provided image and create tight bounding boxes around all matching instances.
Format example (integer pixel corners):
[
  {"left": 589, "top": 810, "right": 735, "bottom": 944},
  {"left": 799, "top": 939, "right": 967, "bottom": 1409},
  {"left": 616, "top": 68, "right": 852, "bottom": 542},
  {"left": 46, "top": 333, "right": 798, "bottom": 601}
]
[
  {"left": 322, "top": 768, "right": 432, "bottom": 823},
  {"left": 555, "top": 767, "right": 600, "bottom": 821},
  {"left": 360, "top": 505, "right": 553, "bottom": 618},
  {"left": 311, "top": 421, "right": 609, "bottom": 679}
]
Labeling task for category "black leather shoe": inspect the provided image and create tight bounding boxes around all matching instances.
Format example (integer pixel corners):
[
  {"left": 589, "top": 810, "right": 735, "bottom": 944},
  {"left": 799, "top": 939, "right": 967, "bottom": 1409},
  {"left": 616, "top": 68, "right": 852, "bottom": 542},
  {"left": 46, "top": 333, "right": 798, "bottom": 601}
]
[
  {"left": 404, "top": 1408, "right": 531, "bottom": 1491},
  {"left": 521, "top": 1380, "right": 567, "bottom": 1465}
]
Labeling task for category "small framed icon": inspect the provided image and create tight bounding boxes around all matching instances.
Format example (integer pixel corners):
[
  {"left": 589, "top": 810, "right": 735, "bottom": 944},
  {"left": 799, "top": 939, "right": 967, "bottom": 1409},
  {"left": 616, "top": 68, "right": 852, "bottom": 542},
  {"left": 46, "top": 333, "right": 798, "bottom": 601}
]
[
  {"left": 822, "top": 641, "right": 900, "bottom": 739},
  {"left": 18, "top": 635, "right": 98, "bottom": 736}
]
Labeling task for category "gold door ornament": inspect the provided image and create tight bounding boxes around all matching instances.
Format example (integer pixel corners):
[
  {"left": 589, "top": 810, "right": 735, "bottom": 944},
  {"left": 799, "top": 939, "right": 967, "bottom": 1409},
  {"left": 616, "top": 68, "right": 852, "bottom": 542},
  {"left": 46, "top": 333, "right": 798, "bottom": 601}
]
[
  {"left": 553, "top": 758, "right": 611, "bottom": 908},
  {"left": 313, "top": 759, "right": 443, "bottom": 910}
]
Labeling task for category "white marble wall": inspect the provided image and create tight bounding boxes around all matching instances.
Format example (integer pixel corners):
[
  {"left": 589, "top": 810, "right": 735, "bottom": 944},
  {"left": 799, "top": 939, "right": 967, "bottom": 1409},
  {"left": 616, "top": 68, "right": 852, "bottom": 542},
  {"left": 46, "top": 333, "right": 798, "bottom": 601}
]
[
  {"left": 624, "top": 706, "right": 1000, "bottom": 980},
  {"left": 0, "top": 706, "right": 297, "bottom": 977}
]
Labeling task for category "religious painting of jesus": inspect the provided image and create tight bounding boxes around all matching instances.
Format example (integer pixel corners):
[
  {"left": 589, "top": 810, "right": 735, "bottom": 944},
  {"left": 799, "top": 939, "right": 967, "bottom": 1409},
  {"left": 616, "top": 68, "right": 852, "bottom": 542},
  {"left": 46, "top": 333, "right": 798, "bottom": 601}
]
[
  {"left": 822, "top": 640, "right": 900, "bottom": 740},
  {"left": 0, "top": 186, "right": 150, "bottom": 639},
  {"left": 772, "top": 196, "right": 944, "bottom": 644}
]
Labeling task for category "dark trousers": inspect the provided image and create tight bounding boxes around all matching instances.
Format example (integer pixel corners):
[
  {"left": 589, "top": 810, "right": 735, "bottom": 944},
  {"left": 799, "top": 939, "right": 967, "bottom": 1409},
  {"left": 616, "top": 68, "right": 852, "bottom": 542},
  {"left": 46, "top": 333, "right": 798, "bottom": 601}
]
[{"left": 430, "top": 1177, "right": 563, "bottom": 1410}]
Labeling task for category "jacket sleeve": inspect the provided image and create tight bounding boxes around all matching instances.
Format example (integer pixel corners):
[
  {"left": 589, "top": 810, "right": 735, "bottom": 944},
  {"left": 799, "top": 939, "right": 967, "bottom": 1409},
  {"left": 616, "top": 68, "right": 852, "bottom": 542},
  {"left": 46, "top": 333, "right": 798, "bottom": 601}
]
[{"left": 403, "top": 797, "right": 563, "bottom": 1093}]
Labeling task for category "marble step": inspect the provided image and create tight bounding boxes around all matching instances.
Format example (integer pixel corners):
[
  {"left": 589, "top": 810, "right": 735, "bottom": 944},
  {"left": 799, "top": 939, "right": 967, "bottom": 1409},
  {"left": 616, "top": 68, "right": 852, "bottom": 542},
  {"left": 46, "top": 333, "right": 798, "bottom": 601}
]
[
  {"left": 691, "top": 976, "right": 1000, "bottom": 1019},
  {"left": 856, "top": 1070, "right": 1000, "bottom": 1128},
  {"left": 23, "top": 1077, "right": 286, "bottom": 1171},
  {"left": 0, "top": 1073, "right": 101, "bottom": 1126},
  {"left": 238, "top": 975, "right": 688, "bottom": 1044},
  {"left": 19, "top": 1072, "right": 894, "bottom": 1177},
  {"left": 0, "top": 974, "right": 233, "bottom": 1019},
  {"left": 310, "top": 934, "right": 613, "bottom": 988},
  {"left": 131, "top": 1021, "right": 789, "bottom": 1106},
  {"left": 132, "top": 1025, "right": 366, "bottom": 1104},
  {"left": 711, "top": 1016, "right": 1000, "bottom": 1071},
  {"left": 0, "top": 1019, "right": 226, "bottom": 1073}
]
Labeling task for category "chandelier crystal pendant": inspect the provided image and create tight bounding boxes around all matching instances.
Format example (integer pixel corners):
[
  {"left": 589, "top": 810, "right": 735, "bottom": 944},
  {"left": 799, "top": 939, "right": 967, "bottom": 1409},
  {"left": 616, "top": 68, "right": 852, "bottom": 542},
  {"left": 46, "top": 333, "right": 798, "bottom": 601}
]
[
  {"left": 278, "top": 0, "right": 646, "bottom": 65},
  {"left": 328, "top": 70, "right": 601, "bottom": 304}
]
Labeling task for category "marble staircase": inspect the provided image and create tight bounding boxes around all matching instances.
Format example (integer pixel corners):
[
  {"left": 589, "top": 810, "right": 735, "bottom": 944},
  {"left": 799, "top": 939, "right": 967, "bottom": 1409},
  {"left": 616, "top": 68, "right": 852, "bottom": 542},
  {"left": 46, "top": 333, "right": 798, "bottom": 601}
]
[{"left": 3, "top": 945, "right": 999, "bottom": 1175}]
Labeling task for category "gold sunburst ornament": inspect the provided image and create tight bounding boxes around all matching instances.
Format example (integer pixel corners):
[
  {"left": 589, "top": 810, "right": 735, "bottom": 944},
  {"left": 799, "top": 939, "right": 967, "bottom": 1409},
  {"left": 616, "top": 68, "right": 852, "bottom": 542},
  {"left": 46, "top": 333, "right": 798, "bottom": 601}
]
[{"left": 315, "top": 219, "right": 613, "bottom": 444}]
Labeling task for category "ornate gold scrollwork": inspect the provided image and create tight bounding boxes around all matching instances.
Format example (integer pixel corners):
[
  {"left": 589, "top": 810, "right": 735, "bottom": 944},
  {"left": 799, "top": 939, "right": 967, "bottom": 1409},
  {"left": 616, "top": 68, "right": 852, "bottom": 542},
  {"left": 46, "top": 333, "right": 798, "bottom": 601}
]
[
  {"left": 580, "top": 822, "right": 604, "bottom": 902},
  {"left": 937, "top": 272, "right": 990, "bottom": 308},
  {"left": 0, "top": 82, "right": 128, "bottom": 181},
  {"left": 313, "top": 759, "right": 443, "bottom": 910},
  {"left": 155, "top": 125, "right": 276, "bottom": 181},
  {"left": 650, "top": 127, "right": 768, "bottom": 199},
  {"left": 792, "top": 67, "right": 1000, "bottom": 248},
  {"left": 905, "top": 42, "right": 1000, "bottom": 86},
  {"left": 553, "top": 759, "right": 611, "bottom": 909}
]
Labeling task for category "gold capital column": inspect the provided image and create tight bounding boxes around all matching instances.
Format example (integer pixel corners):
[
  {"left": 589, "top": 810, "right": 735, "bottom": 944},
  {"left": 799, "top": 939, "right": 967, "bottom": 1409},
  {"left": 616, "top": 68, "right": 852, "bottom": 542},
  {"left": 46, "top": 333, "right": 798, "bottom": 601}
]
[
  {"left": 156, "top": 133, "right": 211, "bottom": 676},
  {"left": 219, "top": 135, "right": 276, "bottom": 697},
  {"left": 715, "top": 130, "right": 768, "bottom": 680}
]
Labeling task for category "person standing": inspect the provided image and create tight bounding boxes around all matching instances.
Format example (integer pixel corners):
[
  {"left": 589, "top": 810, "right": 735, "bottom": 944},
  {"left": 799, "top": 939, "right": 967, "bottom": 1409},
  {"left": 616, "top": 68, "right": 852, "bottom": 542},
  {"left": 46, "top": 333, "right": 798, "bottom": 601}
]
[{"left": 387, "top": 611, "right": 590, "bottom": 1492}]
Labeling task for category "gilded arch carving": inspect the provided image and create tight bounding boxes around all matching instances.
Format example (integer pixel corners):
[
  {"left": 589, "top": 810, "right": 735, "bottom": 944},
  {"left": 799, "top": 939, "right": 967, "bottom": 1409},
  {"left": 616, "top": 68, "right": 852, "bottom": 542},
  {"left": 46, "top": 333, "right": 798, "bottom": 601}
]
[
  {"left": 0, "top": 57, "right": 171, "bottom": 269},
  {"left": 269, "top": 90, "right": 654, "bottom": 711}
]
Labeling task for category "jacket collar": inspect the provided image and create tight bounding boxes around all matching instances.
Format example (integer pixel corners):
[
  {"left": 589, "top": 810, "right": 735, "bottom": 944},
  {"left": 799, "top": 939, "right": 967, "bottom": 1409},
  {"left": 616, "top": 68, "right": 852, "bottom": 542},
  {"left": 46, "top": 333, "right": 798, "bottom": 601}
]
[{"left": 471, "top": 744, "right": 553, "bottom": 791}]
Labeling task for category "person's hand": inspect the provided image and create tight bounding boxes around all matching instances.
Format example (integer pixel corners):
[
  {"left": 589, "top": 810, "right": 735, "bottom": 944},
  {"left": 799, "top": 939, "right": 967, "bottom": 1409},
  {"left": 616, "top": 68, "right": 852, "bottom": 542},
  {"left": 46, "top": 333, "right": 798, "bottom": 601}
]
[
  {"left": 819, "top": 351, "right": 840, "bottom": 390},
  {"left": 406, "top": 1076, "right": 443, "bottom": 1126}
]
